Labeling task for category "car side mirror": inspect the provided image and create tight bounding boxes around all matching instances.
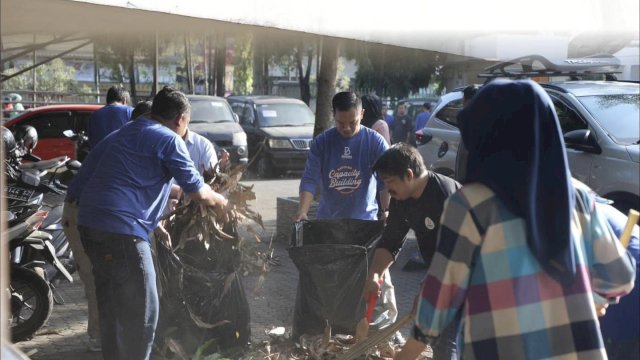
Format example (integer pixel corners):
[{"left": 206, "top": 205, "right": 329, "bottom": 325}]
[
  {"left": 415, "top": 129, "right": 433, "bottom": 145},
  {"left": 564, "top": 129, "right": 601, "bottom": 154}
]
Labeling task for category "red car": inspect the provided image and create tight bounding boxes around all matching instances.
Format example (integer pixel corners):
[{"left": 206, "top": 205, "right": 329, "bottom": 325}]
[{"left": 4, "top": 104, "right": 101, "bottom": 160}]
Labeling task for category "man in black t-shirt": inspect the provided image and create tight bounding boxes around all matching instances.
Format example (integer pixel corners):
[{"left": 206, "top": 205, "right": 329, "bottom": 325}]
[
  {"left": 390, "top": 102, "right": 413, "bottom": 144},
  {"left": 367, "top": 143, "right": 461, "bottom": 359}
]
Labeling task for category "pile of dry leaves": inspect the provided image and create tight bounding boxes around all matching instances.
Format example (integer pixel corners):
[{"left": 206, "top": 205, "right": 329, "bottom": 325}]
[{"left": 235, "top": 332, "right": 433, "bottom": 360}]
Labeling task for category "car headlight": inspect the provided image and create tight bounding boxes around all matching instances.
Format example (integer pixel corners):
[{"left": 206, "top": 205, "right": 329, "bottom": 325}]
[
  {"left": 268, "top": 139, "right": 292, "bottom": 149},
  {"left": 232, "top": 132, "right": 247, "bottom": 146}
]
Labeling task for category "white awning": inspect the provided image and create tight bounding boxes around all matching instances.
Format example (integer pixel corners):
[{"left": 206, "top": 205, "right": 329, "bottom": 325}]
[{"left": 1, "top": 0, "right": 638, "bottom": 59}]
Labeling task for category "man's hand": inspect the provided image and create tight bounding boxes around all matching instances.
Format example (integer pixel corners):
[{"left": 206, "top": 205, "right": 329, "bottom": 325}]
[
  {"left": 189, "top": 183, "right": 227, "bottom": 208},
  {"left": 218, "top": 149, "right": 230, "bottom": 169},
  {"left": 154, "top": 225, "right": 172, "bottom": 250},
  {"left": 294, "top": 212, "right": 308, "bottom": 222},
  {"left": 595, "top": 303, "right": 608, "bottom": 318},
  {"left": 295, "top": 192, "right": 314, "bottom": 222},
  {"left": 213, "top": 199, "right": 232, "bottom": 223},
  {"left": 379, "top": 209, "right": 389, "bottom": 223},
  {"left": 363, "top": 273, "right": 382, "bottom": 300}
]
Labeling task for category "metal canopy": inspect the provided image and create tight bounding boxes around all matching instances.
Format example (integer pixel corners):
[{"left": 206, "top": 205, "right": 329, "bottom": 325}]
[{"left": 2, "top": 0, "right": 638, "bottom": 57}]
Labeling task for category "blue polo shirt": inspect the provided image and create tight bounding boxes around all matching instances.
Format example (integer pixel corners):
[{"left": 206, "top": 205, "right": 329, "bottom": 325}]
[
  {"left": 300, "top": 127, "right": 388, "bottom": 220},
  {"left": 415, "top": 111, "right": 430, "bottom": 131},
  {"left": 77, "top": 117, "right": 204, "bottom": 241},
  {"left": 87, "top": 104, "right": 132, "bottom": 148}
]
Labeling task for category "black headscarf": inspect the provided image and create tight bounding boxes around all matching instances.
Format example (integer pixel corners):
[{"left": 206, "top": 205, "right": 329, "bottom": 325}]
[
  {"left": 458, "top": 79, "right": 577, "bottom": 286},
  {"left": 361, "top": 94, "right": 383, "bottom": 129}
]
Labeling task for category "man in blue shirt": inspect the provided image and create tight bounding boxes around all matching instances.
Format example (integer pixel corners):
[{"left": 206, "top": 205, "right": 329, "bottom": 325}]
[
  {"left": 390, "top": 102, "right": 413, "bottom": 145},
  {"left": 414, "top": 102, "right": 432, "bottom": 131},
  {"left": 382, "top": 103, "right": 394, "bottom": 126},
  {"left": 295, "top": 92, "right": 389, "bottom": 221},
  {"left": 87, "top": 86, "right": 133, "bottom": 148},
  {"left": 76, "top": 87, "right": 227, "bottom": 360}
]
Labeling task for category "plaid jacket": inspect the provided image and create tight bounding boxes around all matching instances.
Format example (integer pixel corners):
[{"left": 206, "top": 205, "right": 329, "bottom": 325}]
[{"left": 414, "top": 182, "right": 636, "bottom": 359}]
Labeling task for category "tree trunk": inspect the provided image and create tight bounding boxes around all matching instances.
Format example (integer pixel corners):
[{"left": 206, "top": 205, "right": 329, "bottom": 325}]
[
  {"left": 295, "top": 41, "right": 312, "bottom": 105},
  {"left": 252, "top": 34, "right": 265, "bottom": 95},
  {"left": 128, "top": 50, "right": 137, "bottom": 103},
  {"left": 263, "top": 51, "right": 270, "bottom": 95},
  {"left": 151, "top": 32, "right": 158, "bottom": 98},
  {"left": 208, "top": 35, "right": 215, "bottom": 95},
  {"left": 213, "top": 34, "right": 226, "bottom": 97},
  {"left": 314, "top": 37, "right": 339, "bottom": 137},
  {"left": 184, "top": 35, "right": 194, "bottom": 94}
]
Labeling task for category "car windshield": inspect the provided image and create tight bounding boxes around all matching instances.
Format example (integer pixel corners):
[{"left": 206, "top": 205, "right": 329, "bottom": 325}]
[
  {"left": 578, "top": 94, "right": 640, "bottom": 145},
  {"left": 256, "top": 103, "right": 315, "bottom": 127},
  {"left": 190, "top": 100, "right": 235, "bottom": 123}
]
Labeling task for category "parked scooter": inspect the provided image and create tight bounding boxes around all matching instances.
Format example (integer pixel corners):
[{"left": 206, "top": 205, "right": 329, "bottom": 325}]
[
  {"left": 5, "top": 202, "right": 73, "bottom": 342},
  {"left": 4, "top": 126, "right": 77, "bottom": 302}
]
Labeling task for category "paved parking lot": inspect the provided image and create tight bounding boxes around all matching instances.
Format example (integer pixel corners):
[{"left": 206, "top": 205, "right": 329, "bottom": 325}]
[{"left": 15, "top": 178, "right": 427, "bottom": 359}]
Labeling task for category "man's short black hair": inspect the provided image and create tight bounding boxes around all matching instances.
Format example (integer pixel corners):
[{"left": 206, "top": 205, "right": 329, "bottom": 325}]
[
  {"left": 372, "top": 143, "right": 427, "bottom": 180},
  {"left": 151, "top": 86, "right": 190, "bottom": 122},
  {"left": 332, "top": 91, "right": 361, "bottom": 113},
  {"left": 132, "top": 100, "right": 153, "bottom": 120},
  {"left": 423, "top": 102, "right": 432, "bottom": 110},
  {"left": 106, "top": 86, "right": 130, "bottom": 105}
]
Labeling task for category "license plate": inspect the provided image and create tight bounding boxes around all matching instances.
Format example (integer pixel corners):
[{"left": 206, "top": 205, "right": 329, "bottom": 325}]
[{"left": 5, "top": 186, "right": 35, "bottom": 202}]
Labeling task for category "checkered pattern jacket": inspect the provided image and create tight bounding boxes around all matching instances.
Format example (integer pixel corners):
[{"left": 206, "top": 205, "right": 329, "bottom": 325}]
[{"left": 414, "top": 181, "right": 636, "bottom": 359}]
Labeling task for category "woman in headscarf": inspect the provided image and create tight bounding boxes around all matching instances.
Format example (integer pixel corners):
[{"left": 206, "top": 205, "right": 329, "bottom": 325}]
[
  {"left": 361, "top": 94, "right": 390, "bottom": 145},
  {"left": 395, "top": 80, "right": 636, "bottom": 360}
]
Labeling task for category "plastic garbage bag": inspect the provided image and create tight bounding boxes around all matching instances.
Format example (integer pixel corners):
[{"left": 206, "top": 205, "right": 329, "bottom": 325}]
[{"left": 288, "top": 219, "right": 383, "bottom": 339}]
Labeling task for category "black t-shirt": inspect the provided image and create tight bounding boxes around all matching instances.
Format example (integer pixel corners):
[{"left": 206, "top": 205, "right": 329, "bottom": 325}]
[
  {"left": 390, "top": 115, "right": 413, "bottom": 144},
  {"left": 378, "top": 171, "right": 461, "bottom": 267}
]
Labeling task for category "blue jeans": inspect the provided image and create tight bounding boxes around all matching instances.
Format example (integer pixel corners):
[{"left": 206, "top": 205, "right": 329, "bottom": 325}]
[{"left": 79, "top": 226, "right": 158, "bottom": 360}]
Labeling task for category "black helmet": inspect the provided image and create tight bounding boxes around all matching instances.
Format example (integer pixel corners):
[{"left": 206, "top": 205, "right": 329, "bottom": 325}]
[
  {"left": 2, "top": 126, "right": 16, "bottom": 154},
  {"left": 14, "top": 125, "right": 38, "bottom": 154}
]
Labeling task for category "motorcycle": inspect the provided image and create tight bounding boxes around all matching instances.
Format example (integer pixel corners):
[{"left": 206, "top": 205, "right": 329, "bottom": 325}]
[
  {"left": 5, "top": 203, "right": 73, "bottom": 342},
  {"left": 5, "top": 126, "right": 78, "bottom": 302}
]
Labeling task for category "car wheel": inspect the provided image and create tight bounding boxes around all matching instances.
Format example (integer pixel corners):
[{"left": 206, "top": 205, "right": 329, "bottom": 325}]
[{"left": 257, "top": 156, "right": 273, "bottom": 179}]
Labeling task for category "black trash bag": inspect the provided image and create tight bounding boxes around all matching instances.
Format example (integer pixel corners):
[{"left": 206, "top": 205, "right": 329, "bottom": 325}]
[
  {"left": 155, "top": 220, "right": 250, "bottom": 356},
  {"left": 288, "top": 219, "right": 383, "bottom": 339}
]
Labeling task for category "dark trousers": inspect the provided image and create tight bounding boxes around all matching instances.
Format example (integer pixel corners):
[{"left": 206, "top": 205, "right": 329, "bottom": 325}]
[
  {"left": 79, "top": 226, "right": 158, "bottom": 360},
  {"left": 605, "top": 337, "right": 640, "bottom": 360}
]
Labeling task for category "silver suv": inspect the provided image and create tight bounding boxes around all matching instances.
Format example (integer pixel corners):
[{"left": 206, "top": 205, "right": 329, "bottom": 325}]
[{"left": 417, "top": 81, "right": 640, "bottom": 212}]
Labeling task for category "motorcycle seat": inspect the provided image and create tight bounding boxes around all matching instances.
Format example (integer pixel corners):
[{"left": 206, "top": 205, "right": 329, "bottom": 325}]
[{"left": 18, "top": 156, "right": 69, "bottom": 171}]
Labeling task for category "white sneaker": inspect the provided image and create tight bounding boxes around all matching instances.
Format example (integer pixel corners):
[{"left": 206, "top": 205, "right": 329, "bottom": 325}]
[{"left": 88, "top": 337, "right": 102, "bottom": 352}]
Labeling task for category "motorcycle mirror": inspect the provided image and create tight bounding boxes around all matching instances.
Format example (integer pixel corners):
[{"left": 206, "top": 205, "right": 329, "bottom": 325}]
[
  {"left": 66, "top": 160, "right": 82, "bottom": 171},
  {"left": 62, "top": 129, "right": 75, "bottom": 138}
]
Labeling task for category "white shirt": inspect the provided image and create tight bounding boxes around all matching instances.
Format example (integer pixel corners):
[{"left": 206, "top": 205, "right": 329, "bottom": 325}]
[
  {"left": 163, "top": 129, "right": 217, "bottom": 216},
  {"left": 184, "top": 129, "right": 218, "bottom": 174}
]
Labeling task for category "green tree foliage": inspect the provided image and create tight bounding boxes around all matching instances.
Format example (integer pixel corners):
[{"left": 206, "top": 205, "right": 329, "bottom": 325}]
[
  {"left": 94, "top": 36, "right": 140, "bottom": 99},
  {"left": 2, "top": 58, "right": 78, "bottom": 93},
  {"left": 233, "top": 34, "right": 254, "bottom": 95},
  {"left": 349, "top": 43, "right": 437, "bottom": 99}
]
